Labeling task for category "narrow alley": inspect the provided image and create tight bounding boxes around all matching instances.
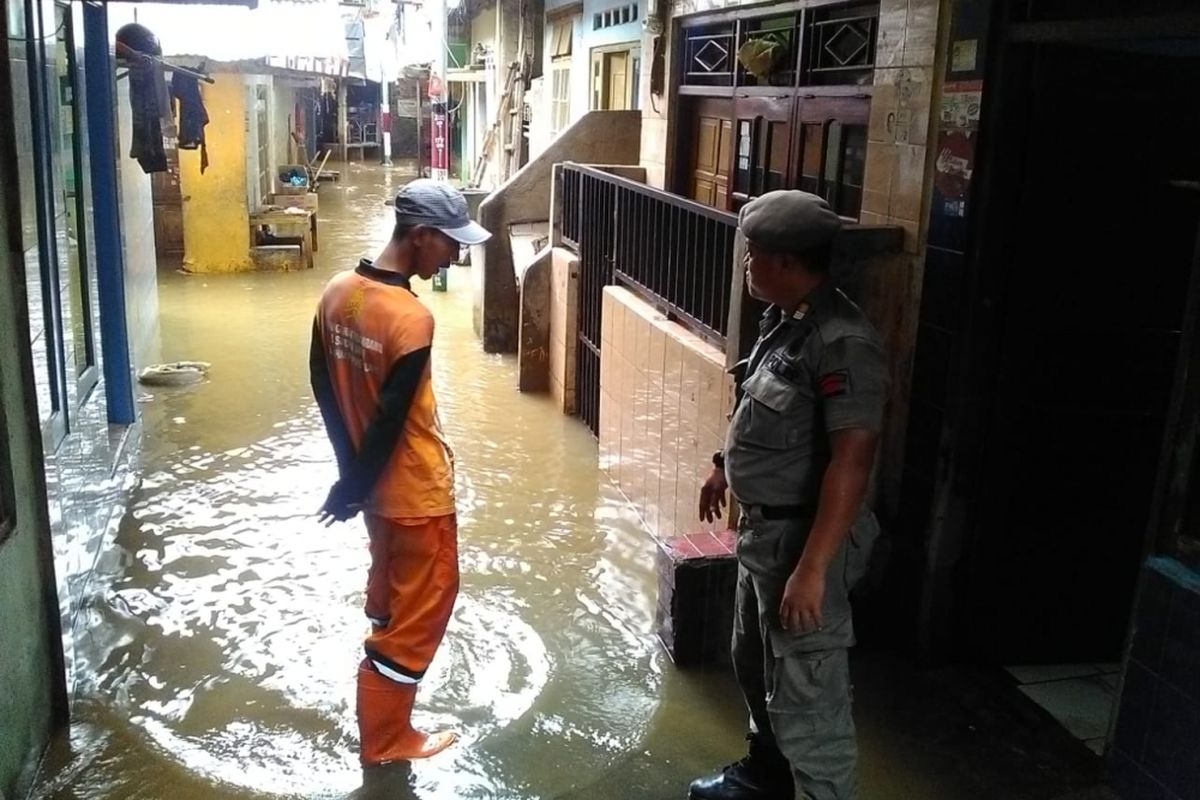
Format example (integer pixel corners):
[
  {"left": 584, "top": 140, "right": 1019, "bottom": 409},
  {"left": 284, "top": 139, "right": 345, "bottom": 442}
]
[
  {"left": 5, "top": 1, "right": 1200, "bottom": 799},
  {"left": 23, "top": 166, "right": 1106, "bottom": 800},
  {"left": 27, "top": 164, "right": 749, "bottom": 800}
]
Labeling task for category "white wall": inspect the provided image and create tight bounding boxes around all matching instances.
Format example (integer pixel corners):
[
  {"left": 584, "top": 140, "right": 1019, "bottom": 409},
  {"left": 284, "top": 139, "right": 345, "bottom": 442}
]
[
  {"left": 272, "top": 79, "right": 297, "bottom": 168},
  {"left": 530, "top": 10, "right": 587, "bottom": 160},
  {"left": 114, "top": 80, "right": 161, "bottom": 369},
  {"left": 582, "top": 0, "right": 642, "bottom": 51}
]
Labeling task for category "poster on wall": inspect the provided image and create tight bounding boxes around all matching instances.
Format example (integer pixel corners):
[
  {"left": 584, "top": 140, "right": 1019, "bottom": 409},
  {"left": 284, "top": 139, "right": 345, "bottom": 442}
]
[
  {"left": 430, "top": 103, "right": 448, "bottom": 180},
  {"left": 429, "top": 76, "right": 448, "bottom": 181},
  {"left": 932, "top": 81, "right": 983, "bottom": 220}
]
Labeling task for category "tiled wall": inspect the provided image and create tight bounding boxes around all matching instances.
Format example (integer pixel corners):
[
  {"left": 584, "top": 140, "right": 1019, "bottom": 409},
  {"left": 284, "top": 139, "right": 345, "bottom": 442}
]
[
  {"left": 45, "top": 390, "right": 140, "bottom": 702},
  {"left": 1108, "top": 563, "right": 1200, "bottom": 800},
  {"left": 636, "top": 19, "right": 671, "bottom": 190},
  {"left": 599, "top": 287, "right": 734, "bottom": 541},
  {"left": 862, "top": 0, "right": 943, "bottom": 254},
  {"left": 549, "top": 247, "right": 580, "bottom": 413},
  {"left": 1112, "top": 558, "right": 1200, "bottom": 800},
  {"left": 891, "top": 0, "right": 990, "bottom": 643}
]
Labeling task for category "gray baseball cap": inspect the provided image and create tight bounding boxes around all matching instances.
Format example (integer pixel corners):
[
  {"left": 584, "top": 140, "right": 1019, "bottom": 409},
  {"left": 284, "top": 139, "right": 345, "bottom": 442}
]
[
  {"left": 388, "top": 179, "right": 492, "bottom": 245},
  {"left": 739, "top": 190, "right": 842, "bottom": 253}
]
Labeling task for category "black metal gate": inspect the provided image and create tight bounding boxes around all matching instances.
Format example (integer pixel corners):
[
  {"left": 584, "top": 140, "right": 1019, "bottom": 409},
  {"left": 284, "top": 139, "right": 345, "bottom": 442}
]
[
  {"left": 560, "top": 167, "right": 613, "bottom": 436},
  {"left": 560, "top": 164, "right": 737, "bottom": 437}
]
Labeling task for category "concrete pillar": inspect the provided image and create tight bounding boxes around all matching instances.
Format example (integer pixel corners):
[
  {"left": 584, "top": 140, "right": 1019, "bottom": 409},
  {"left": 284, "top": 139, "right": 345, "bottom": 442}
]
[{"left": 337, "top": 81, "right": 348, "bottom": 163}]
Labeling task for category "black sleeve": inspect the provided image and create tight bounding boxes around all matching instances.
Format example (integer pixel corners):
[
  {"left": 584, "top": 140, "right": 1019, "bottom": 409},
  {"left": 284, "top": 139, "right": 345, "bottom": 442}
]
[
  {"left": 309, "top": 318, "right": 355, "bottom": 476},
  {"left": 337, "top": 345, "right": 431, "bottom": 507}
]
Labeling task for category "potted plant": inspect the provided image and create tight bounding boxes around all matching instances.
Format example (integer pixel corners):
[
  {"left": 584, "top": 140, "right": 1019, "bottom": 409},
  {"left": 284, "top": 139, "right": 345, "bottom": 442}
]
[{"left": 737, "top": 35, "right": 786, "bottom": 83}]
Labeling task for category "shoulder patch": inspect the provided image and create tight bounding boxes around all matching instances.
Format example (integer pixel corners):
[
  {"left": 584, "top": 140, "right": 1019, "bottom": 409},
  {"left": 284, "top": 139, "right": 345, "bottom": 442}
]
[{"left": 818, "top": 369, "right": 851, "bottom": 398}]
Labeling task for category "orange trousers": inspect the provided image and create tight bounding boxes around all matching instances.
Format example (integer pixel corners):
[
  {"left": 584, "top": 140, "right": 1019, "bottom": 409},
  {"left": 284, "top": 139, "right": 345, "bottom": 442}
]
[{"left": 362, "top": 514, "right": 459, "bottom": 684}]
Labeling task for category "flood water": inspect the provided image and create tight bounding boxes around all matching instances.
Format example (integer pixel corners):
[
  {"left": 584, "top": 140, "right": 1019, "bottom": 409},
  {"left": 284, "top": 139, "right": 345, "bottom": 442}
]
[{"left": 31, "top": 164, "right": 750, "bottom": 800}]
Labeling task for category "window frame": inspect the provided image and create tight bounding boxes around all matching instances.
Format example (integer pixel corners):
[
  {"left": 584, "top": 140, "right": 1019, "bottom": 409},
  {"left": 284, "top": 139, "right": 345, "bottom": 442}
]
[
  {"left": 54, "top": 1, "right": 99, "bottom": 403},
  {"left": 678, "top": 1, "right": 879, "bottom": 92},
  {"left": 23, "top": 0, "right": 71, "bottom": 452},
  {"left": 255, "top": 84, "right": 271, "bottom": 206},
  {"left": 674, "top": 1, "right": 877, "bottom": 219},
  {"left": 549, "top": 59, "right": 572, "bottom": 136},
  {"left": 550, "top": 19, "right": 573, "bottom": 59}
]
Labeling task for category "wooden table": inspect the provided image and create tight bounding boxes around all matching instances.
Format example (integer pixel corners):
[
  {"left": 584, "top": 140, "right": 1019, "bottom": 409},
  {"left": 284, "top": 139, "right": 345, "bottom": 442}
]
[
  {"left": 266, "top": 192, "right": 319, "bottom": 251},
  {"left": 250, "top": 208, "right": 315, "bottom": 270}
]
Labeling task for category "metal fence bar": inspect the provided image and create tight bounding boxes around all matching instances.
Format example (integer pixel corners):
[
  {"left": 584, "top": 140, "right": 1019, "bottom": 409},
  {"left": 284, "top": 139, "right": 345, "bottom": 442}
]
[{"left": 562, "top": 163, "right": 738, "bottom": 436}]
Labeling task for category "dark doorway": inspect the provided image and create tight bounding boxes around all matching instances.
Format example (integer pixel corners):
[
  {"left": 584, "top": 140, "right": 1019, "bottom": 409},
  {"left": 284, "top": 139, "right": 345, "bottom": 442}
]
[{"left": 960, "top": 40, "right": 1200, "bottom": 664}]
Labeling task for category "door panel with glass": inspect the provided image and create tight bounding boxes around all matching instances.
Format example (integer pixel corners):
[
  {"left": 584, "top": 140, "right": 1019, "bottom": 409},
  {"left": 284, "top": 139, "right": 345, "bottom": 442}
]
[
  {"left": 730, "top": 96, "right": 793, "bottom": 212},
  {"left": 792, "top": 95, "right": 869, "bottom": 219}
]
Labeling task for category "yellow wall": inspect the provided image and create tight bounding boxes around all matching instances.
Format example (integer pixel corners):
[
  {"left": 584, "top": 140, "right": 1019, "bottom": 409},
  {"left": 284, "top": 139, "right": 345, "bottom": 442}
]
[{"left": 180, "top": 73, "right": 251, "bottom": 273}]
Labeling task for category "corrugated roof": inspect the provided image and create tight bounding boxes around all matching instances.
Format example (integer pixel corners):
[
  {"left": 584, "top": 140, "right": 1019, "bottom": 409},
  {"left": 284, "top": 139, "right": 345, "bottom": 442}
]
[{"left": 111, "top": 0, "right": 351, "bottom": 71}]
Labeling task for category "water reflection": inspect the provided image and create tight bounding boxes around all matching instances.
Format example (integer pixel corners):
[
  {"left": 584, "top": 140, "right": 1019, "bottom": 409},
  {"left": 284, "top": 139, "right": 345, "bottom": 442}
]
[{"left": 33, "top": 163, "right": 745, "bottom": 800}]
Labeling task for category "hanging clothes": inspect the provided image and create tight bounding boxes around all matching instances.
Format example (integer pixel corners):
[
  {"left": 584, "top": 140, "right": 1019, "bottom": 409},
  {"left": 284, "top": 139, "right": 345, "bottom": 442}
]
[
  {"left": 117, "top": 23, "right": 173, "bottom": 175},
  {"left": 171, "top": 70, "right": 210, "bottom": 174},
  {"left": 126, "top": 58, "right": 168, "bottom": 174}
]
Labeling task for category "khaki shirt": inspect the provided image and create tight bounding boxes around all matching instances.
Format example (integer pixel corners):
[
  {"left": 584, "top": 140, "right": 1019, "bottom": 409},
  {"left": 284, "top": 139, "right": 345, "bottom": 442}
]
[{"left": 725, "top": 282, "right": 888, "bottom": 507}]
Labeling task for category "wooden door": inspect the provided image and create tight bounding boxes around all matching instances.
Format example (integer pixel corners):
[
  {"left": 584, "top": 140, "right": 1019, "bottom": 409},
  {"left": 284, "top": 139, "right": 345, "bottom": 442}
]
[
  {"left": 606, "top": 51, "right": 629, "bottom": 110},
  {"left": 792, "top": 94, "right": 869, "bottom": 219},
  {"left": 688, "top": 98, "right": 733, "bottom": 209},
  {"left": 151, "top": 147, "right": 184, "bottom": 261},
  {"left": 730, "top": 95, "right": 793, "bottom": 212}
]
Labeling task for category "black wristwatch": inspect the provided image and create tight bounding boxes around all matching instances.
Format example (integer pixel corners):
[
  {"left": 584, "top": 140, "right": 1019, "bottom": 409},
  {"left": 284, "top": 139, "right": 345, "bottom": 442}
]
[{"left": 712, "top": 451, "right": 725, "bottom": 469}]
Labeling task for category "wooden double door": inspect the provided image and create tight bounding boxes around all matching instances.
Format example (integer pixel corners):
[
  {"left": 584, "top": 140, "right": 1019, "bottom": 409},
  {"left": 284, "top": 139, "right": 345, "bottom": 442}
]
[{"left": 686, "top": 92, "right": 869, "bottom": 218}]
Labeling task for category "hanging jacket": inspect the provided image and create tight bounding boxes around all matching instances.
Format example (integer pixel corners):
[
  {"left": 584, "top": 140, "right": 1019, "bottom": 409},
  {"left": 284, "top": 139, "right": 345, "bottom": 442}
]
[
  {"left": 127, "top": 57, "right": 168, "bottom": 174},
  {"left": 171, "top": 70, "right": 210, "bottom": 174}
]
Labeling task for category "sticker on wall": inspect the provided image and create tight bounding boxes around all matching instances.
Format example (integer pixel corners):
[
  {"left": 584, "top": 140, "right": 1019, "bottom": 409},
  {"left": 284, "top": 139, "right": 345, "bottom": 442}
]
[
  {"left": 951, "top": 40, "right": 978, "bottom": 73},
  {"left": 933, "top": 130, "right": 975, "bottom": 219},
  {"left": 941, "top": 80, "right": 983, "bottom": 131}
]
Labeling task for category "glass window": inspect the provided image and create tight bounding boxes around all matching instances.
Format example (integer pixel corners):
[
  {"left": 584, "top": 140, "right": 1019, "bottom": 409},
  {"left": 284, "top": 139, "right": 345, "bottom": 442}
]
[
  {"left": 819, "top": 121, "right": 867, "bottom": 218},
  {"left": 681, "top": 23, "right": 735, "bottom": 87},
  {"left": 734, "top": 119, "right": 752, "bottom": 195},
  {"left": 550, "top": 63, "right": 571, "bottom": 135},
  {"left": 550, "top": 20, "right": 573, "bottom": 58},
  {"left": 54, "top": 3, "right": 96, "bottom": 389},
  {"left": 803, "top": 2, "right": 879, "bottom": 87}
]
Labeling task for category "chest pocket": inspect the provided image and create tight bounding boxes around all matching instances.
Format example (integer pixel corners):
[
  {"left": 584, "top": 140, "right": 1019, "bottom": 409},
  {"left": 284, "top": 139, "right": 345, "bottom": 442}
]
[{"left": 736, "top": 366, "right": 813, "bottom": 449}]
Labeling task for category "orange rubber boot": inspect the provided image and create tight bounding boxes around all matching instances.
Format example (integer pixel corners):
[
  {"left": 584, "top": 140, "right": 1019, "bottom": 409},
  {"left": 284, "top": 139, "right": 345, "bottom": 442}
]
[{"left": 356, "top": 660, "right": 457, "bottom": 765}]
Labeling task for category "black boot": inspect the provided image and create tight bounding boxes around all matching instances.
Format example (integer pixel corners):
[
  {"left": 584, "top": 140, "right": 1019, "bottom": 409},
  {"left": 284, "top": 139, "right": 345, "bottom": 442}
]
[{"left": 688, "top": 734, "right": 794, "bottom": 800}]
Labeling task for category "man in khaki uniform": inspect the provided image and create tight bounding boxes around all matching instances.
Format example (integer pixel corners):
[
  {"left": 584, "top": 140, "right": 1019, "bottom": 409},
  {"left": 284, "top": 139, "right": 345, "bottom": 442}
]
[{"left": 692, "top": 191, "right": 887, "bottom": 800}]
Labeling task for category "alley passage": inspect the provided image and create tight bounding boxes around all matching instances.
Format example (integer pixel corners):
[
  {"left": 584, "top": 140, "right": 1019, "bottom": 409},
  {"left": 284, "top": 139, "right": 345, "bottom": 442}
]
[{"left": 30, "top": 165, "right": 748, "bottom": 800}]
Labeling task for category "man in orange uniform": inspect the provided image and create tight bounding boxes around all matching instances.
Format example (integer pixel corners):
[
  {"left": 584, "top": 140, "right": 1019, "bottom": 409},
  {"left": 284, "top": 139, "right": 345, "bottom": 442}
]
[{"left": 309, "top": 180, "right": 490, "bottom": 765}]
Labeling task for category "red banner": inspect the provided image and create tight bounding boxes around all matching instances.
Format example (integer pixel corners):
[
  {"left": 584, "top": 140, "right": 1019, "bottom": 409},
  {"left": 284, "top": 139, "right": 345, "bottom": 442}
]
[{"left": 430, "top": 103, "right": 448, "bottom": 173}]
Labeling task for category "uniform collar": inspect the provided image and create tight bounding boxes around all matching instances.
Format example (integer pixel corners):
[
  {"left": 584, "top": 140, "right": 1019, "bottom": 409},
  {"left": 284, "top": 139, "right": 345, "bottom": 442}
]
[
  {"left": 759, "top": 280, "right": 838, "bottom": 332},
  {"left": 356, "top": 259, "right": 415, "bottom": 292}
]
